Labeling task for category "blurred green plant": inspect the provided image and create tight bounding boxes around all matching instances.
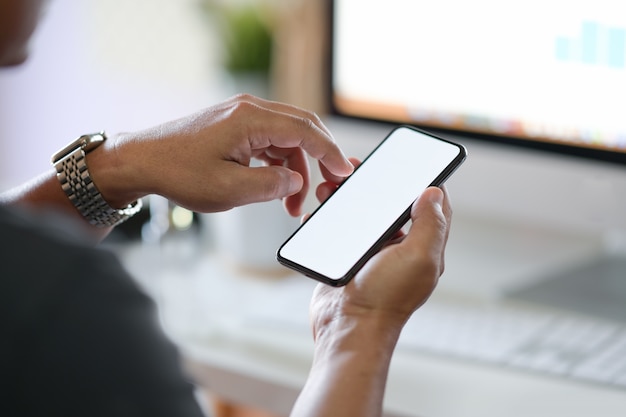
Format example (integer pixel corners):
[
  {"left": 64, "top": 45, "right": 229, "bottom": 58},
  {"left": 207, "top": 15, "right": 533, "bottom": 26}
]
[{"left": 200, "top": 0, "right": 274, "bottom": 76}]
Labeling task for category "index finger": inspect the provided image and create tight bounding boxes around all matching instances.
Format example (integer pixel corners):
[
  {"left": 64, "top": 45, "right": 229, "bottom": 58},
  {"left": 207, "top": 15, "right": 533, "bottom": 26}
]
[
  {"left": 238, "top": 98, "right": 354, "bottom": 177},
  {"left": 233, "top": 94, "right": 335, "bottom": 140},
  {"left": 319, "top": 157, "right": 360, "bottom": 185}
]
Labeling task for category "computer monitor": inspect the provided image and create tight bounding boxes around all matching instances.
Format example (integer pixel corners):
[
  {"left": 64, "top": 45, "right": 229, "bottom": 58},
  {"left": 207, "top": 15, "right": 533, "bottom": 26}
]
[
  {"left": 331, "top": 0, "right": 626, "bottom": 164},
  {"left": 329, "top": 0, "right": 626, "bottom": 319},
  {"left": 329, "top": 0, "right": 626, "bottom": 229}
]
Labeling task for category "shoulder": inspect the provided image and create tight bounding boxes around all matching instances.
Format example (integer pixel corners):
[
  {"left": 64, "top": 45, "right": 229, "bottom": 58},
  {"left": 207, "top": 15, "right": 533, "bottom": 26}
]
[
  {"left": 0, "top": 204, "right": 149, "bottom": 347},
  {"left": 0, "top": 204, "right": 154, "bottom": 365},
  {"left": 0, "top": 203, "right": 97, "bottom": 250},
  {"left": 0, "top": 206, "right": 204, "bottom": 416},
  {"left": 0, "top": 204, "right": 142, "bottom": 304}
]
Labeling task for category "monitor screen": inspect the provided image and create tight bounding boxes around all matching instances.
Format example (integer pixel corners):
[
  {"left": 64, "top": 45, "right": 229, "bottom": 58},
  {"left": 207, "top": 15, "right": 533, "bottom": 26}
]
[{"left": 331, "top": 0, "right": 626, "bottom": 164}]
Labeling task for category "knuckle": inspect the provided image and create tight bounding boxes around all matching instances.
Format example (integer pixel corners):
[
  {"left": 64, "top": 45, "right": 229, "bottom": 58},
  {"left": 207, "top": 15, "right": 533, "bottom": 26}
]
[
  {"left": 259, "top": 175, "right": 282, "bottom": 202},
  {"left": 233, "top": 92, "right": 255, "bottom": 102},
  {"left": 265, "top": 181, "right": 282, "bottom": 200},
  {"left": 300, "top": 108, "right": 322, "bottom": 124},
  {"left": 295, "top": 115, "right": 316, "bottom": 132},
  {"left": 310, "top": 111, "right": 324, "bottom": 126},
  {"left": 431, "top": 205, "right": 449, "bottom": 234},
  {"left": 230, "top": 99, "right": 255, "bottom": 116}
]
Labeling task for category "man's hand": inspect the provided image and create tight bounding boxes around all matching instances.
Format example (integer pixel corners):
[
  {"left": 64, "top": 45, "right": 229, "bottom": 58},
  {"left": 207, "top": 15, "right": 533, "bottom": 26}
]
[{"left": 91, "top": 94, "right": 354, "bottom": 217}]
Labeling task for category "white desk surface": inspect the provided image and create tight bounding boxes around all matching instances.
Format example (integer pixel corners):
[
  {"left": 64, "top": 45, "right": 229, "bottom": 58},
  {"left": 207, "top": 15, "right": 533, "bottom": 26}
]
[{"left": 115, "top": 209, "right": 626, "bottom": 417}]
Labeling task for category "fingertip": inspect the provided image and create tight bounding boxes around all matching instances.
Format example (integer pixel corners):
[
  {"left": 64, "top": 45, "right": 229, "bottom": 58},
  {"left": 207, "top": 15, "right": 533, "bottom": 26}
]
[
  {"left": 315, "top": 181, "right": 336, "bottom": 203},
  {"left": 323, "top": 150, "right": 354, "bottom": 178},
  {"left": 283, "top": 171, "right": 306, "bottom": 216},
  {"left": 342, "top": 155, "right": 356, "bottom": 175},
  {"left": 412, "top": 187, "right": 444, "bottom": 219},
  {"left": 283, "top": 197, "right": 302, "bottom": 217},
  {"left": 424, "top": 186, "right": 444, "bottom": 207}
]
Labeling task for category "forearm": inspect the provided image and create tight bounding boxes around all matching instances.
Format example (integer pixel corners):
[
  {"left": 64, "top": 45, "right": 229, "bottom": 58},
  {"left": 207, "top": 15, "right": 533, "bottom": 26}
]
[
  {"left": 0, "top": 169, "right": 115, "bottom": 241},
  {"left": 291, "top": 316, "right": 403, "bottom": 417},
  {"left": 0, "top": 129, "right": 154, "bottom": 242}
]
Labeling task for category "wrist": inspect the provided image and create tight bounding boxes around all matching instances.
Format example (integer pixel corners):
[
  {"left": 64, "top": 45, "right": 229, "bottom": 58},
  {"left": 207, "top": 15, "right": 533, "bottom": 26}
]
[
  {"left": 299, "top": 314, "right": 402, "bottom": 417},
  {"left": 312, "top": 313, "right": 403, "bottom": 362},
  {"left": 85, "top": 134, "right": 145, "bottom": 209},
  {"left": 51, "top": 132, "right": 143, "bottom": 227}
]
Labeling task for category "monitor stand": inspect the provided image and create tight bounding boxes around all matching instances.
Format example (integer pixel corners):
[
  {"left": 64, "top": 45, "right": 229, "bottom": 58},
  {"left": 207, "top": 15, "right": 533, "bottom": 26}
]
[{"left": 506, "top": 255, "right": 626, "bottom": 323}]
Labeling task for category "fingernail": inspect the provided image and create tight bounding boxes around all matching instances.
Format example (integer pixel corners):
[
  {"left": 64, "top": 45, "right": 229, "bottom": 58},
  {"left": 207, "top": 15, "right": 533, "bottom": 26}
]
[{"left": 344, "top": 154, "right": 355, "bottom": 174}]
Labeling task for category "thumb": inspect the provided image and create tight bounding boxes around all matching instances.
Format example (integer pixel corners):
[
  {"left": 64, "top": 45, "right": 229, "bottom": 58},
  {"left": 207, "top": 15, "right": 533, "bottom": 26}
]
[
  {"left": 412, "top": 187, "right": 445, "bottom": 221},
  {"left": 234, "top": 165, "right": 304, "bottom": 204},
  {"left": 403, "top": 187, "right": 449, "bottom": 270}
]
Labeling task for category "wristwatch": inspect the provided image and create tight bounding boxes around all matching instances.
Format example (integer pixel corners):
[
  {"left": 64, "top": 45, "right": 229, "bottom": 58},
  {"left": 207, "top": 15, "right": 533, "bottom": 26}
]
[{"left": 51, "top": 131, "right": 142, "bottom": 227}]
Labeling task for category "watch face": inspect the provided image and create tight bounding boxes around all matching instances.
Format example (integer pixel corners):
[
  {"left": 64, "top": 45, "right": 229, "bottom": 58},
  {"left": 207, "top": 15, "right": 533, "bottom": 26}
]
[{"left": 51, "top": 132, "right": 106, "bottom": 163}]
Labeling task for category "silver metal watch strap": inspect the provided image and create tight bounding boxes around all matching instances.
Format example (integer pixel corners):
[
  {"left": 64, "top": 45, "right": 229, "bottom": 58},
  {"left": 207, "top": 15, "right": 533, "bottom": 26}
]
[{"left": 54, "top": 144, "right": 142, "bottom": 227}]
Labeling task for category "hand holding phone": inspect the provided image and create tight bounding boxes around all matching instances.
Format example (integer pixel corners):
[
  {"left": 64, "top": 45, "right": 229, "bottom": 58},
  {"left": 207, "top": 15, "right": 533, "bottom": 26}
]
[{"left": 276, "top": 125, "right": 467, "bottom": 286}]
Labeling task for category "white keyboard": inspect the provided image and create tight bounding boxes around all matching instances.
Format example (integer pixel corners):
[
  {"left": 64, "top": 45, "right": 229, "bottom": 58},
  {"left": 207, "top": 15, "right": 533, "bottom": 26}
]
[
  {"left": 398, "top": 300, "right": 626, "bottom": 389},
  {"left": 186, "top": 263, "right": 626, "bottom": 391}
]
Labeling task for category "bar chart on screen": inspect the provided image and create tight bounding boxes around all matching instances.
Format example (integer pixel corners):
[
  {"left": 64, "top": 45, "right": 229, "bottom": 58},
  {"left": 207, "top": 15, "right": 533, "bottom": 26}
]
[{"left": 555, "top": 20, "right": 626, "bottom": 69}]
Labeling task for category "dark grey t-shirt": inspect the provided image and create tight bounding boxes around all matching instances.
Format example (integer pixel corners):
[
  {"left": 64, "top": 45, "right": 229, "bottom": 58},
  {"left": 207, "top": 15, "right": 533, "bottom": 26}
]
[{"left": 0, "top": 205, "right": 205, "bottom": 417}]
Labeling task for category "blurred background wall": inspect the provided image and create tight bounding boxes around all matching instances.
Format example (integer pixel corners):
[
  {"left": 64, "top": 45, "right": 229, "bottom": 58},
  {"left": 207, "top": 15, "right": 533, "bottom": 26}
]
[{"left": 0, "top": 0, "right": 323, "bottom": 190}]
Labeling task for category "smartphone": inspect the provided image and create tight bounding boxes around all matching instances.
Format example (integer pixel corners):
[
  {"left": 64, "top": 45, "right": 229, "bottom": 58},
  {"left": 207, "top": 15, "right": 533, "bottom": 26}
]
[{"left": 276, "top": 125, "right": 467, "bottom": 287}]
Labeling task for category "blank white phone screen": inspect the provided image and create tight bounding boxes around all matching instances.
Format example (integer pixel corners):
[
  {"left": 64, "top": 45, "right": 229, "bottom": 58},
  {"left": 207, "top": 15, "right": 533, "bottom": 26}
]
[{"left": 278, "top": 127, "right": 463, "bottom": 282}]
